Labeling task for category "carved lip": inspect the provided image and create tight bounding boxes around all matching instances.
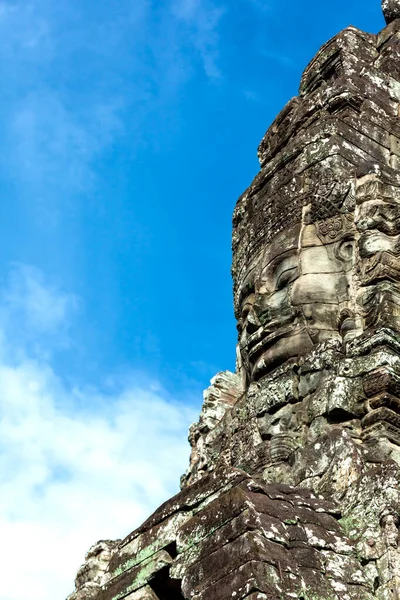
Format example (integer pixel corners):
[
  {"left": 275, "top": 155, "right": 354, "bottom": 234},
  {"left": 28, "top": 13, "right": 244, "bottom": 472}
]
[
  {"left": 246, "top": 320, "right": 297, "bottom": 380},
  {"left": 246, "top": 315, "right": 296, "bottom": 362}
]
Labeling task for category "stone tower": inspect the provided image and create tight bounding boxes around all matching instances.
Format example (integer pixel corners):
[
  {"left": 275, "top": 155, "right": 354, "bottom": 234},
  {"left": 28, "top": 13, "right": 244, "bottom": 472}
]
[{"left": 68, "top": 2, "right": 400, "bottom": 598}]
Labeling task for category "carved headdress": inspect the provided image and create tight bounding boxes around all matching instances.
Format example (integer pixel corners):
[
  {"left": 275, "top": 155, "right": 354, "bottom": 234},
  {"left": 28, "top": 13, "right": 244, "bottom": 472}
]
[{"left": 232, "top": 19, "right": 400, "bottom": 316}]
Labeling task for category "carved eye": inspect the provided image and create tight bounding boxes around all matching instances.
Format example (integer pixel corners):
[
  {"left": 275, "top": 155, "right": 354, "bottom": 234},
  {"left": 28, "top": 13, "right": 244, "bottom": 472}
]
[{"left": 276, "top": 267, "right": 298, "bottom": 290}]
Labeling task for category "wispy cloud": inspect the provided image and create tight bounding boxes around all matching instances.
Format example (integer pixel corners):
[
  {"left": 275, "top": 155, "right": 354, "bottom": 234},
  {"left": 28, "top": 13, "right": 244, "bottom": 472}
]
[
  {"left": 172, "top": 0, "right": 225, "bottom": 79},
  {"left": 0, "top": 0, "right": 128, "bottom": 226},
  {"left": 0, "top": 264, "right": 197, "bottom": 600},
  {"left": 1, "top": 264, "right": 79, "bottom": 334},
  {"left": 261, "top": 49, "right": 296, "bottom": 69},
  {"left": 10, "top": 92, "right": 123, "bottom": 193},
  {"left": 0, "top": 0, "right": 225, "bottom": 227},
  {"left": 0, "top": 264, "right": 80, "bottom": 360}
]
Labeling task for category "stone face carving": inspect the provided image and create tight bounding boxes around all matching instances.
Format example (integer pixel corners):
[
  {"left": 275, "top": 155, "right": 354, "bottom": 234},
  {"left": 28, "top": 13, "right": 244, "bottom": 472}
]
[
  {"left": 235, "top": 174, "right": 400, "bottom": 383},
  {"left": 67, "top": 4, "right": 400, "bottom": 600},
  {"left": 237, "top": 215, "right": 357, "bottom": 383}
]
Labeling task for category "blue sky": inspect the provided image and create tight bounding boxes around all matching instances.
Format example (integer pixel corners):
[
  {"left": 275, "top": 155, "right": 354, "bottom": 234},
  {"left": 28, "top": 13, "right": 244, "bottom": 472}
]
[{"left": 0, "top": 0, "right": 384, "bottom": 598}]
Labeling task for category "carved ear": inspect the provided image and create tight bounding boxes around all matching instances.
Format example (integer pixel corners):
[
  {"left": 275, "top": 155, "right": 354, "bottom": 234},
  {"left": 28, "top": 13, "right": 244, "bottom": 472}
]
[{"left": 334, "top": 237, "right": 356, "bottom": 264}]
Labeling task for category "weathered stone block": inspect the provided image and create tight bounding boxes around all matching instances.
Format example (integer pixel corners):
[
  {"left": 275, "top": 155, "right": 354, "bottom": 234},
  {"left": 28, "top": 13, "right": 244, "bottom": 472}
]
[
  {"left": 109, "top": 512, "right": 189, "bottom": 579},
  {"left": 171, "top": 507, "right": 290, "bottom": 579},
  {"left": 181, "top": 531, "right": 297, "bottom": 597},
  {"left": 121, "top": 466, "right": 246, "bottom": 547},
  {"left": 99, "top": 551, "right": 173, "bottom": 600},
  {"left": 123, "top": 587, "right": 159, "bottom": 600}
]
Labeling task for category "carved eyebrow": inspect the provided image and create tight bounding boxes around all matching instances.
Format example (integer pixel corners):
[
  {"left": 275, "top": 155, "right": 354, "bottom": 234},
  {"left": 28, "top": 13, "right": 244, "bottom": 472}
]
[
  {"left": 237, "top": 260, "right": 261, "bottom": 308},
  {"left": 238, "top": 280, "right": 255, "bottom": 309},
  {"left": 261, "top": 250, "right": 298, "bottom": 283}
]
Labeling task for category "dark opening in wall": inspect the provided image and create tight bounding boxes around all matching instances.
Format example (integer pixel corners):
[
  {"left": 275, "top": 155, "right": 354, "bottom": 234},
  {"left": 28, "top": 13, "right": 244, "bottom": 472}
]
[
  {"left": 327, "top": 408, "right": 357, "bottom": 424},
  {"left": 164, "top": 542, "right": 178, "bottom": 559},
  {"left": 149, "top": 567, "right": 185, "bottom": 600}
]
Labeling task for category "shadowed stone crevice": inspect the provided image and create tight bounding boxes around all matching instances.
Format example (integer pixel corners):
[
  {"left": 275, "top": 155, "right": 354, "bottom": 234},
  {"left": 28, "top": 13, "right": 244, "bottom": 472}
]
[
  {"left": 326, "top": 407, "right": 359, "bottom": 424},
  {"left": 149, "top": 567, "right": 185, "bottom": 600}
]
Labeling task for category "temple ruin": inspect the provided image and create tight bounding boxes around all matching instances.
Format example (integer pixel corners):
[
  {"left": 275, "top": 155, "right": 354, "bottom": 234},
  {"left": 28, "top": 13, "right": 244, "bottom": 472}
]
[{"left": 68, "top": 1, "right": 400, "bottom": 598}]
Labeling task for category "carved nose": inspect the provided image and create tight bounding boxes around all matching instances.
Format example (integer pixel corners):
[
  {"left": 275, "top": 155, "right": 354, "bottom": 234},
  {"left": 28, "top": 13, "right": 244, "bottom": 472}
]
[
  {"left": 252, "top": 294, "right": 271, "bottom": 325},
  {"left": 246, "top": 308, "right": 261, "bottom": 334}
]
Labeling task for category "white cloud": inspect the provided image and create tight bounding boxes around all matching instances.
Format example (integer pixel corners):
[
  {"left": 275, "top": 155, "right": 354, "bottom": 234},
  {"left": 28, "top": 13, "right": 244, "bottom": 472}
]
[
  {"left": 1, "top": 264, "right": 79, "bottom": 333},
  {"left": 172, "top": 0, "right": 224, "bottom": 79},
  {"left": 0, "top": 265, "right": 198, "bottom": 600},
  {"left": 7, "top": 89, "right": 125, "bottom": 227},
  {"left": 0, "top": 264, "right": 80, "bottom": 362},
  {"left": 0, "top": 0, "right": 224, "bottom": 225},
  {"left": 0, "top": 0, "right": 146, "bottom": 215}
]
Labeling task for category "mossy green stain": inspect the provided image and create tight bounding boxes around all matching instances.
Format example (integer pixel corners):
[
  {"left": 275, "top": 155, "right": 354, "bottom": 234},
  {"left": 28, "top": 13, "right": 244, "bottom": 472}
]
[{"left": 339, "top": 514, "right": 362, "bottom": 540}]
